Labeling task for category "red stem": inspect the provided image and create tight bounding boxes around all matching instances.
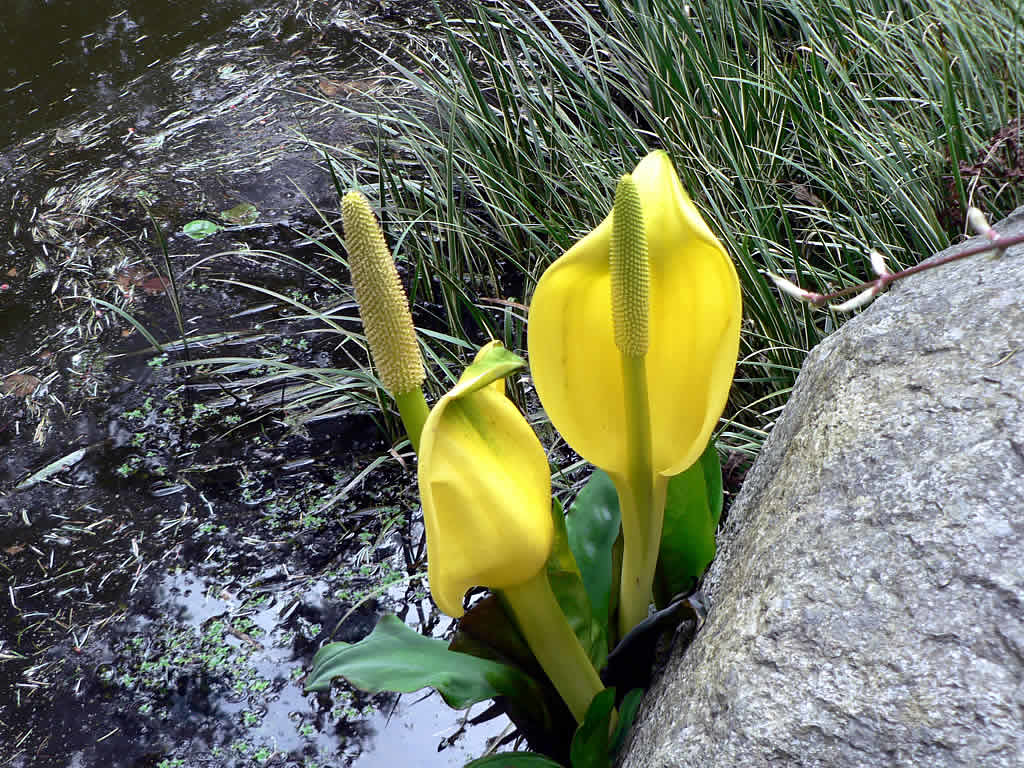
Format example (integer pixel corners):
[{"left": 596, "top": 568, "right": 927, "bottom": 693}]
[{"left": 810, "top": 230, "right": 1022, "bottom": 305}]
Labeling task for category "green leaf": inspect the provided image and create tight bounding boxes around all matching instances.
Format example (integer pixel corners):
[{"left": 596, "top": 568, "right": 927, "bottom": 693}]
[
  {"left": 548, "top": 499, "right": 607, "bottom": 671},
  {"left": 464, "top": 754, "right": 565, "bottom": 768},
  {"left": 219, "top": 202, "right": 259, "bottom": 225},
  {"left": 569, "top": 687, "right": 617, "bottom": 768},
  {"left": 565, "top": 470, "right": 621, "bottom": 634},
  {"left": 609, "top": 688, "right": 644, "bottom": 756},
  {"left": 305, "top": 614, "right": 543, "bottom": 710},
  {"left": 701, "top": 440, "right": 724, "bottom": 529},
  {"left": 182, "top": 219, "right": 223, "bottom": 240},
  {"left": 656, "top": 441, "right": 723, "bottom": 603}
]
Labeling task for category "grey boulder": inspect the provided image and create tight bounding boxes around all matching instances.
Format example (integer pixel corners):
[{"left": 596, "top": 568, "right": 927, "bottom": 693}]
[{"left": 621, "top": 209, "right": 1024, "bottom": 767}]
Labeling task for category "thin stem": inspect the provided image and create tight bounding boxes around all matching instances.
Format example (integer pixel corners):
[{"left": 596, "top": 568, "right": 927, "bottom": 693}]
[
  {"left": 500, "top": 571, "right": 609, "bottom": 725},
  {"left": 805, "top": 231, "right": 1023, "bottom": 305}
]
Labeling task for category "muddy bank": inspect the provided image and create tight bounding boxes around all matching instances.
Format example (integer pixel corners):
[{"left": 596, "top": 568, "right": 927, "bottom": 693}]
[{"left": 1, "top": 1, "right": 509, "bottom": 766}]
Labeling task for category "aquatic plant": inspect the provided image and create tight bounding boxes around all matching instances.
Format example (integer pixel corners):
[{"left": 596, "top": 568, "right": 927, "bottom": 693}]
[
  {"left": 527, "top": 152, "right": 741, "bottom": 637},
  {"left": 307, "top": 153, "right": 735, "bottom": 765}
]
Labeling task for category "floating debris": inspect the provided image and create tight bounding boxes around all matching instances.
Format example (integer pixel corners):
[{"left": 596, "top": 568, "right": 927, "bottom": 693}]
[
  {"left": 15, "top": 445, "right": 89, "bottom": 490},
  {"left": 2, "top": 372, "right": 41, "bottom": 397},
  {"left": 182, "top": 219, "right": 224, "bottom": 240},
  {"left": 220, "top": 202, "right": 260, "bottom": 225}
]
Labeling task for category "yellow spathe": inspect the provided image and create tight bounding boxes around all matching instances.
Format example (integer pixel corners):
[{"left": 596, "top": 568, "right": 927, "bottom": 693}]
[
  {"left": 527, "top": 150, "right": 741, "bottom": 479},
  {"left": 419, "top": 342, "right": 553, "bottom": 618}
]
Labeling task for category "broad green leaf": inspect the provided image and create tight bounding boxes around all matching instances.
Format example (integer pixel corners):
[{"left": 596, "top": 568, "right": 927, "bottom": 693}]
[
  {"left": 656, "top": 441, "right": 723, "bottom": 603},
  {"left": 464, "top": 754, "right": 564, "bottom": 768},
  {"left": 305, "top": 614, "right": 542, "bottom": 710},
  {"left": 565, "top": 470, "right": 620, "bottom": 634},
  {"left": 548, "top": 499, "right": 607, "bottom": 670},
  {"left": 569, "top": 687, "right": 617, "bottom": 768},
  {"left": 610, "top": 688, "right": 644, "bottom": 756},
  {"left": 182, "top": 219, "right": 223, "bottom": 240}
]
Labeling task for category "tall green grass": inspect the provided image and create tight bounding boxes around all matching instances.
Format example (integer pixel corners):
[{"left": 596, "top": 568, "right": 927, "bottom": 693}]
[{"left": 319, "top": 0, "right": 1021, "bottom": 454}]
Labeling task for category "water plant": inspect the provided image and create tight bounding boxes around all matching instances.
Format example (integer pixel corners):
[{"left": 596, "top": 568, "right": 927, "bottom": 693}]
[
  {"left": 527, "top": 153, "right": 741, "bottom": 637},
  {"left": 306, "top": 152, "right": 735, "bottom": 765},
  {"left": 305, "top": 160, "right": 1020, "bottom": 768}
]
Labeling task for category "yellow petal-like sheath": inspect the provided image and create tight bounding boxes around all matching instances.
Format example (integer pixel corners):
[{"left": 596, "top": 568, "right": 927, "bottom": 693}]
[
  {"left": 527, "top": 151, "right": 741, "bottom": 478},
  {"left": 419, "top": 344, "right": 553, "bottom": 618},
  {"left": 418, "top": 343, "right": 606, "bottom": 722}
]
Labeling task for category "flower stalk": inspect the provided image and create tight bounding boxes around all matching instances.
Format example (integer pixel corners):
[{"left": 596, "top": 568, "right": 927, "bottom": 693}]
[
  {"left": 609, "top": 174, "right": 659, "bottom": 638},
  {"left": 528, "top": 151, "right": 742, "bottom": 639},
  {"left": 501, "top": 572, "right": 607, "bottom": 725}
]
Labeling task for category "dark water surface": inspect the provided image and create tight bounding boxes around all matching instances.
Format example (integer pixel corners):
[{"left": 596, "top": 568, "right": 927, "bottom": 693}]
[
  {"left": 1, "top": 0, "right": 261, "bottom": 149},
  {"left": 0, "top": 1, "right": 516, "bottom": 765}
]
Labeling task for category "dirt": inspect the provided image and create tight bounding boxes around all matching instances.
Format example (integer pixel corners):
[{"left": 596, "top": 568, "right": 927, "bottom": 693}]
[{"left": 0, "top": 1, "right": 512, "bottom": 766}]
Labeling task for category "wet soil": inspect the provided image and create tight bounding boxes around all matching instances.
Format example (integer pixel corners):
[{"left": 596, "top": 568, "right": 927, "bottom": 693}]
[{"left": 1, "top": 1, "right": 511, "bottom": 766}]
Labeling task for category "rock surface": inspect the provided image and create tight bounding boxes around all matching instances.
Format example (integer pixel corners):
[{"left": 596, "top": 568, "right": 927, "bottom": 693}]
[{"left": 622, "top": 209, "right": 1024, "bottom": 767}]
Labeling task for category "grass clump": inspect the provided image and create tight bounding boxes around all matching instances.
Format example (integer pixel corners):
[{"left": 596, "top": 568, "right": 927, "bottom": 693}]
[{"left": 318, "top": 0, "right": 1022, "bottom": 454}]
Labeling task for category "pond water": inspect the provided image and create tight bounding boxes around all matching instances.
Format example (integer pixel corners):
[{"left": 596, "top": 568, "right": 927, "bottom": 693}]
[
  {"left": 1, "top": 0, "right": 261, "bottom": 149},
  {"left": 0, "top": 2, "right": 518, "bottom": 766}
]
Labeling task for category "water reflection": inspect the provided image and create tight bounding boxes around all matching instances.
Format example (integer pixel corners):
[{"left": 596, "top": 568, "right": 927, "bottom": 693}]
[
  {"left": 0, "top": 0, "right": 261, "bottom": 148},
  {"left": 72, "top": 563, "right": 512, "bottom": 767},
  {"left": 0, "top": 2, "right": 520, "bottom": 763},
  {"left": 130, "top": 569, "right": 512, "bottom": 765},
  {"left": 2, "top": 451, "right": 511, "bottom": 768}
]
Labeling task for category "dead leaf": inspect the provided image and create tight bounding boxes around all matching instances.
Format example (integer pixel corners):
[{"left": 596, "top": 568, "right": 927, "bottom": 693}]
[
  {"left": 141, "top": 275, "right": 170, "bottom": 295},
  {"left": 115, "top": 266, "right": 147, "bottom": 291},
  {"left": 115, "top": 267, "right": 170, "bottom": 295},
  {"left": 4, "top": 544, "right": 25, "bottom": 555},
  {"left": 6, "top": 267, "right": 16, "bottom": 277},
  {"left": 2, "top": 373, "right": 41, "bottom": 397},
  {"left": 792, "top": 183, "right": 824, "bottom": 207},
  {"left": 318, "top": 77, "right": 380, "bottom": 97},
  {"left": 318, "top": 77, "right": 343, "bottom": 97}
]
